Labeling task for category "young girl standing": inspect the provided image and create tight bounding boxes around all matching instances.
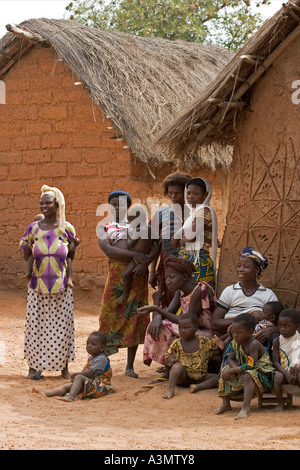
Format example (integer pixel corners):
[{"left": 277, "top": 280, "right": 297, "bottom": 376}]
[
  {"left": 215, "top": 313, "right": 275, "bottom": 420},
  {"left": 162, "top": 313, "right": 220, "bottom": 399}
]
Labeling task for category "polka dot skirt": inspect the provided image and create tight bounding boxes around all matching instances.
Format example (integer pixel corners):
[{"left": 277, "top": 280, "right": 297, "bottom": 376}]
[{"left": 24, "top": 287, "right": 75, "bottom": 371}]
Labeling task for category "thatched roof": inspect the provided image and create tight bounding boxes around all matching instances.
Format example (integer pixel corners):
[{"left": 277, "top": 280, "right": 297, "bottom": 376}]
[
  {"left": 155, "top": 0, "right": 300, "bottom": 158},
  {"left": 0, "top": 18, "right": 233, "bottom": 171}
]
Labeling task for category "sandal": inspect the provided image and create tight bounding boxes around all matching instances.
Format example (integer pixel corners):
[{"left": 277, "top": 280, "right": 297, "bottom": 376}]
[{"left": 125, "top": 368, "right": 139, "bottom": 378}]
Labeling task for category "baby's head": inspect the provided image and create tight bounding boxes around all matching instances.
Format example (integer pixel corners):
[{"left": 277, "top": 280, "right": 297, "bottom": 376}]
[
  {"left": 86, "top": 331, "right": 107, "bottom": 356},
  {"left": 278, "top": 309, "right": 300, "bottom": 339},
  {"left": 262, "top": 301, "right": 284, "bottom": 325}
]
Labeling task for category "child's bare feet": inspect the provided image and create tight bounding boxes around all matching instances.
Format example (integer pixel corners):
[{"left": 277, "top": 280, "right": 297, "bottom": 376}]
[
  {"left": 274, "top": 403, "right": 285, "bottom": 412},
  {"left": 213, "top": 334, "right": 225, "bottom": 351},
  {"left": 56, "top": 395, "right": 74, "bottom": 402},
  {"left": 117, "top": 294, "right": 125, "bottom": 305},
  {"left": 235, "top": 406, "right": 250, "bottom": 420},
  {"left": 32, "top": 387, "right": 47, "bottom": 397},
  {"left": 214, "top": 398, "right": 232, "bottom": 414},
  {"left": 67, "top": 278, "right": 74, "bottom": 287},
  {"left": 21, "top": 273, "right": 31, "bottom": 281}
]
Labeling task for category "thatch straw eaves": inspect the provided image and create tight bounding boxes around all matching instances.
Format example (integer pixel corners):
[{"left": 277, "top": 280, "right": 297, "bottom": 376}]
[
  {"left": 155, "top": 0, "right": 300, "bottom": 159},
  {"left": 0, "top": 18, "right": 234, "bottom": 172}
]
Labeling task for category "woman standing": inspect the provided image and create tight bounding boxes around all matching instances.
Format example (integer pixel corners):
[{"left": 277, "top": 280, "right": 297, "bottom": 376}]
[
  {"left": 149, "top": 171, "right": 191, "bottom": 307},
  {"left": 98, "top": 190, "right": 152, "bottom": 378},
  {"left": 20, "top": 185, "right": 77, "bottom": 380},
  {"left": 171, "top": 177, "right": 218, "bottom": 289}
]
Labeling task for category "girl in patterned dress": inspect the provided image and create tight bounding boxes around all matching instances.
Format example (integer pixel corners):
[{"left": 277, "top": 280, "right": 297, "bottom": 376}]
[
  {"left": 216, "top": 313, "right": 275, "bottom": 420},
  {"left": 32, "top": 331, "right": 115, "bottom": 401},
  {"left": 162, "top": 313, "right": 220, "bottom": 399}
]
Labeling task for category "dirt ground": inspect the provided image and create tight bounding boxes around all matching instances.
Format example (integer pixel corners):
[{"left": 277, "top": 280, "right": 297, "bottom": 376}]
[{"left": 0, "top": 289, "right": 299, "bottom": 451}]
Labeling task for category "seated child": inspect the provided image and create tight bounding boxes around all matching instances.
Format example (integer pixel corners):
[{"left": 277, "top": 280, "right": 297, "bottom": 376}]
[
  {"left": 272, "top": 308, "right": 300, "bottom": 412},
  {"left": 215, "top": 313, "right": 275, "bottom": 420},
  {"left": 21, "top": 213, "right": 80, "bottom": 287},
  {"left": 162, "top": 313, "right": 220, "bottom": 399},
  {"left": 32, "top": 331, "right": 115, "bottom": 402},
  {"left": 105, "top": 204, "right": 158, "bottom": 304}
]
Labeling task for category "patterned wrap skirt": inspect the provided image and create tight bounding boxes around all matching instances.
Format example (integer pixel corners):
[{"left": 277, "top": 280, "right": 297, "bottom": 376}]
[
  {"left": 99, "top": 259, "right": 149, "bottom": 355},
  {"left": 81, "top": 367, "right": 115, "bottom": 399},
  {"left": 178, "top": 249, "right": 215, "bottom": 289},
  {"left": 24, "top": 287, "right": 75, "bottom": 371}
]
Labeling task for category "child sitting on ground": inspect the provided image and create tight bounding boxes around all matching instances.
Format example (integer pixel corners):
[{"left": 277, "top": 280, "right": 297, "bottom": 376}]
[
  {"left": 162, "top": 313, "right": 220, "bottom": 399},
  {"left": 21, "top": 213, "right": 80, "bottom": 287},
  {"left": 215, "top": 313, "right": 275, "bottom": 420},
  {"left": 32, "top": 331, "right": 115, "bottom": 402},
  {"left": 272, "top": 308, "right": 300, "bottom": 412}
]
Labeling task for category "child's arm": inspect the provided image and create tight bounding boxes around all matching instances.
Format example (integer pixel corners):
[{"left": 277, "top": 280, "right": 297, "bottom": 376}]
[
  {"left": 222, "top": 352, "right": 242, "bottom": 380},
  {"left": 272, "top": 337, "right": 295, "bottom": 384}
]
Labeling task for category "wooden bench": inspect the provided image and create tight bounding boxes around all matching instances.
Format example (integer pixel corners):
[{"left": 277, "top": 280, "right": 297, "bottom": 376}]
[{"left": 258, "top": 384, "right": 300, "bottom": 409}]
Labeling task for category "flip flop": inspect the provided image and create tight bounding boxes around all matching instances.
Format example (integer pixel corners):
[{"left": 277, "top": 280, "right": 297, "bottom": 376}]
[{"left": 149, "top": 377, "right": 168, "bottom": 384}]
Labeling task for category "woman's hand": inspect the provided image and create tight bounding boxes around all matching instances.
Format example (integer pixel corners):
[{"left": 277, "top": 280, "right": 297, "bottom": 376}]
[{"left": 254, "top": 327, "right": 273, "bottom": 343}]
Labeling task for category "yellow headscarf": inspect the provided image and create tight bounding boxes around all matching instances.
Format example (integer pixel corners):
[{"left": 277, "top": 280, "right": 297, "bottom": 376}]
[{"left": 40, "top": 185, "right": 66, "bottom": 233}]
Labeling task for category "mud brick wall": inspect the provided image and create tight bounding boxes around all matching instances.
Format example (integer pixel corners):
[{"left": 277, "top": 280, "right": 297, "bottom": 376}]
[{"left": 0, "top": 46, "right": 226, "bottom": 298}]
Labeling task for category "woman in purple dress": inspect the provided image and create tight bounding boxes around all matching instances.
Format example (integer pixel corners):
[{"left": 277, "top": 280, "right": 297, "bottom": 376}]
[{"left": 20, "top": 185, "right": 78, "bottom": 380}]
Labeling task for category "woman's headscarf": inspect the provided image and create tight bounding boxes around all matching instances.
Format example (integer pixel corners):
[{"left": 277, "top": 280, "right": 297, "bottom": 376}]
[
  {"left": 240, "top": 246, "right": 268, "bottom": 274},
  {"left": 181, "top": 178, "right": 218, "bottom": 267},
  {"left": 40, "top": 185, "right": 66, "bottom": 233},
  {"left": 108, "top": 190, "right": 132, "bottom": 206}
]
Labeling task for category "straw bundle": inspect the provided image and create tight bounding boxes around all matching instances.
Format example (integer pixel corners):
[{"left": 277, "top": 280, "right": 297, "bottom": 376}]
[{"left": 155, "top": 0, "right": 300, "bottom": 159}]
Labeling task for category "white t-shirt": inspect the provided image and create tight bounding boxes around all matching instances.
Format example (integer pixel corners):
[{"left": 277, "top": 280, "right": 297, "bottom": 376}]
[{"left": 217, "top": 282, "right": 278, "bottom": 319}]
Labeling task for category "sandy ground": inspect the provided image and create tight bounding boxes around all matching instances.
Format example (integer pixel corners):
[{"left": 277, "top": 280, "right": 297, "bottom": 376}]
[{"left": 0, "top": 289, "right": 299, "bottom": 451}]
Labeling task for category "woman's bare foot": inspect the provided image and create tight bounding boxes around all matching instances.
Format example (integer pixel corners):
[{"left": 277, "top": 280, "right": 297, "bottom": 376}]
[
  {"left": 235, "top": 406, "right": 250, "bottom": 420},
  {"left": 162, "top": 389, "right": 175, "bottom": 399},
  {"left": 32, "top": 387, "right": 47, "bottom": 397},
  {"left": 61, "top": 367, "right": 70, "bottom": 379}
]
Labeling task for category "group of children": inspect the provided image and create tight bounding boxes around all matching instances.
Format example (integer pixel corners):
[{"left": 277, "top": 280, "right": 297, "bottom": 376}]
[
  {"left": 32, "top": 298, "right": 300, "bottom": 420},
  {"left": 163, "top": 302, "right": 300, "bottom": 419}
]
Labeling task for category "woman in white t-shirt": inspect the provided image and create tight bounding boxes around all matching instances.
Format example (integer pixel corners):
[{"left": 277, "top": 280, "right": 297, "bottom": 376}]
[{"left": 212, "top": 247, "right": 278, "bottom": 344}]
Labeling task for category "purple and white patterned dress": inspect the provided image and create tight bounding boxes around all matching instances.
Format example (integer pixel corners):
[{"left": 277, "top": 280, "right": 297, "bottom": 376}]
[{"left": 20, "top": 221, "right": 77, "bottom": 372}]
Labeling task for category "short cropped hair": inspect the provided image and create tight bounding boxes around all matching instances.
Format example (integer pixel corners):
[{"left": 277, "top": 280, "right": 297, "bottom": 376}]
[
  {"left": 178, "top": 312, "right": 198, "bottom": 328},
  {"left": 232, "top": 313, "right": 256, "bottom": 331},
  {"left": 90, "top": 331, "right": 107, "bottom": 345},
  {"left": 278, "top": 309, "right": 300, "bottom": 325}
]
